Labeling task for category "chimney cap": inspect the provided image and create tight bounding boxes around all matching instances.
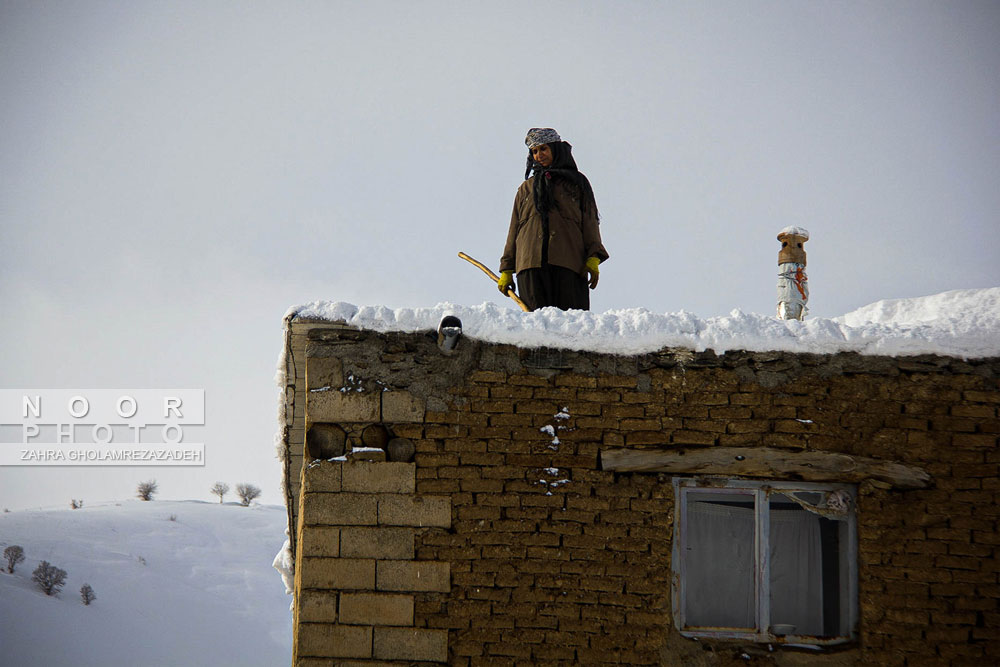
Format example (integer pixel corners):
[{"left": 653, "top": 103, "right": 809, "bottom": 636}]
[{"left": 777, "top": 226, "right": 810, "bottom": 242}]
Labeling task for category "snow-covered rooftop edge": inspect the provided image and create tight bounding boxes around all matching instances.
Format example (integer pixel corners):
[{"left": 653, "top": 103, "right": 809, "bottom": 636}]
[{"left": 287, "top": 287, "right": 1000, "bottom": 360}]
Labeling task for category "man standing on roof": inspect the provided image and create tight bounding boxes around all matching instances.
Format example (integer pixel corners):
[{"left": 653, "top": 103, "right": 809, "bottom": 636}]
[{"left": 498, "top": 128, "right": 609, "bottom": 311}]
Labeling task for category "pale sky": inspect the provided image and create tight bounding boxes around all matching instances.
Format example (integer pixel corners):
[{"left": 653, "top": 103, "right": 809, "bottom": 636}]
[{"left": 2, "top": 0, "right": 998, "bottom": 510}]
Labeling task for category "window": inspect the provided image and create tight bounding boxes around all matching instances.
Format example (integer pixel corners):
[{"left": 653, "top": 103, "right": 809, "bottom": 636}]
[{"left": 672, "top": 478, "right": 857, "bottom": 645}]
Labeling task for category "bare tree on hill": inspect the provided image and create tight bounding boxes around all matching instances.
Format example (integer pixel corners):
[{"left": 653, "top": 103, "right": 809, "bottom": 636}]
[
  {"left": 236, "top": 483, "right": 262, "bottom": 506},
  {"left": 4, "top": 545, "right": 25, "bottom": 573},
  {"left": 137, "top": 479, "right": 158, "bottom": 501},
  {"left": 211, "top": 482, "right": 229, "bottom": 503},
  {"left": 32, "top": 560, "right": 67, "bottom": 596}
]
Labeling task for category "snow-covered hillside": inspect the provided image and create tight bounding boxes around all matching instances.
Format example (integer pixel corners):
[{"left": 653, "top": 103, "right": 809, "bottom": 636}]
[
  {"left": 0, "top": 500, "right": 291, "bottom": 667},
  {"left": 288, "top": 287, "right": 1000, "bottom": 359}
]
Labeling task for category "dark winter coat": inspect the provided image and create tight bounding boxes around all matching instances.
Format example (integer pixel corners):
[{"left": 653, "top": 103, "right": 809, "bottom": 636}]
[{"left": 500, "top": 176, "right": 609, "bottom": 276}]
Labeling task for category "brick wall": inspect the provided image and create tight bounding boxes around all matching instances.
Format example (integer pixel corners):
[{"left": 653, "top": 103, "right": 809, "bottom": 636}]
[
  {"left": 294, "top": 459, "right": 451, "bottom": 663},
  {"left": 278, "top": 319, "right": 1000, "bottom": 666}
]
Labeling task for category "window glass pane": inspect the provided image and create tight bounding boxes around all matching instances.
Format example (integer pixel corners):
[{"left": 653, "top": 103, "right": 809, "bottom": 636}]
[
  {"left": 769, "top": 492, "right": 849, "bottom": 637},
  {"left": 684, "top": 491, "right": 755, "bottom": 629}
]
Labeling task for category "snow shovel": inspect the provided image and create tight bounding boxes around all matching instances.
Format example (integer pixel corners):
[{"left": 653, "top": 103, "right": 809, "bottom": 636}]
[{"left": 458, "top": 252, "right": 530, "bottom": 312}]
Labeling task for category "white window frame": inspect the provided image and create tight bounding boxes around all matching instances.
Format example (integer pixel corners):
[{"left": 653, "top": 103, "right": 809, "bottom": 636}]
[{"left": 672, "top": 477, "right": 858, "bottom": 646}]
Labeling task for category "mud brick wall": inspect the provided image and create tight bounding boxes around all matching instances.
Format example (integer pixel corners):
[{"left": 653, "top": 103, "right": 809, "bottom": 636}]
[
  {"left": 293, "top": 459, "right": 452, "bottom": 664},
  {"left": 277, "top": 317, "right": 1000, "bottom": 666}
]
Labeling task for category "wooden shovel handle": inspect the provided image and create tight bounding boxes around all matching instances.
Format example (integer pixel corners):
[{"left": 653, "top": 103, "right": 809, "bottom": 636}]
[{"left": 458, "top": 252, "right": 530, "bottom": 312}]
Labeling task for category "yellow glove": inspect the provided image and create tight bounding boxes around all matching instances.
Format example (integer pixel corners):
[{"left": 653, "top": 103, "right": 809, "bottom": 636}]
[
  {"left": 497, "top": 271, "right": 514, "bottom": 295},
  {"left": 586, "top": 257, "right": 601, "bottom": 289}
]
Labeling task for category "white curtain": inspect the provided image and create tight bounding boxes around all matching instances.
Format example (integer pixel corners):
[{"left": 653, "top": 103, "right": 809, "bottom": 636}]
[
  {"left": 685, "top": 501, "right": 755, "bottom": 628},
  {"left": 769, "top": 508, "right": 823, "bottom": 635},
  {"left": 684, "top": 500, "right": 825, "bottom": 635}
]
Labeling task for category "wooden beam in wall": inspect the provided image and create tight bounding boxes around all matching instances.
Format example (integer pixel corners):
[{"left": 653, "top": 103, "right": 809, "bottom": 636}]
[{"left": 600, "top": 446, "right": 932, "bottom": 490}]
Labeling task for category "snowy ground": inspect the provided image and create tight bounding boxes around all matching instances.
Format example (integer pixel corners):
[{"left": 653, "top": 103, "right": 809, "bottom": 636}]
[
  {"left": 289, "top": 287, "right": 1000, "bottom": 360},
  {"left": 0, "top": 500, "right": 291, "bottom": 667}
]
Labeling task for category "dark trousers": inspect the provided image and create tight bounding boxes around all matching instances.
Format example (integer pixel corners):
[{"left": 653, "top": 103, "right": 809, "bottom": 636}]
[{"left": 516, "top": 265, "right": 590, "bottom": 311}]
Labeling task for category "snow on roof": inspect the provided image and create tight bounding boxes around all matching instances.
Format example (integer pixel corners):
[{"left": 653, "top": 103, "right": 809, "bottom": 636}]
[{"left": 287, "top": 287, "right": 1000, "bottom": 360}]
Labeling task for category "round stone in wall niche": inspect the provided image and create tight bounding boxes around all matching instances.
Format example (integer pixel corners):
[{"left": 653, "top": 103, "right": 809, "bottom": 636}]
[
  {"left": 387, "top": 437, "right": 415, "bottom": 463},
  {"left": 361, "top": 424, "right": 390, "bottom": 450},
  {"left": 306, "top": 424, "right": 346, "bottom": 460}
]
